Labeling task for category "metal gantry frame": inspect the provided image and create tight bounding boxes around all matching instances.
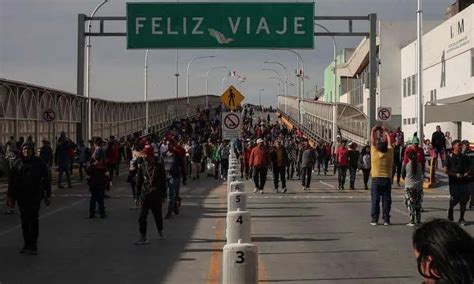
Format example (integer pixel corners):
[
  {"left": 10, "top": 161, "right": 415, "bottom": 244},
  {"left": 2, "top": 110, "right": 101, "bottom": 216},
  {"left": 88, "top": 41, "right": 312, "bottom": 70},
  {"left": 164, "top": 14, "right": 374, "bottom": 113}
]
[{"left": 77, "top": 13, "right": 378, "bottom": 142}]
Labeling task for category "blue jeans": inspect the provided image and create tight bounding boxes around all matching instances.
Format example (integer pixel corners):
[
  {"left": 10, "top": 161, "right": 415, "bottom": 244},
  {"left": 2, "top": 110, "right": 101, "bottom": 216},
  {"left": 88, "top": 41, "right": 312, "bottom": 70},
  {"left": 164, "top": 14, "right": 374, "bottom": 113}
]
[{"left": 370, "top": 177, "right": 392, "bottom": 222}]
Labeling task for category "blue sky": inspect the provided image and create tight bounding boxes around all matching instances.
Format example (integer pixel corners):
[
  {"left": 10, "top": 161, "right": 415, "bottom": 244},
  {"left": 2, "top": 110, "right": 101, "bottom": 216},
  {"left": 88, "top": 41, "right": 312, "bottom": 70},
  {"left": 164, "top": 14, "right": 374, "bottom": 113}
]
[{"left": 0, "top": 0, "right": 453, "bottom": 106}]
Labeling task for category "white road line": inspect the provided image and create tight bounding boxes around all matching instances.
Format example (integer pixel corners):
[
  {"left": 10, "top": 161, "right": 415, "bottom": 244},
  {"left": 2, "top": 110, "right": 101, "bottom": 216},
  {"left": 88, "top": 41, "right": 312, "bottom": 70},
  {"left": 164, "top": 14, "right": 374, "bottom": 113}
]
[
  {"left": 320, "top": 181, "right": 335, "bottom": 188},
  {"left": 392, "top": 207, "right": 409, "bottom": 216},
  {"left": 0, "top": 199, "right": 86, "bottom": 237}
]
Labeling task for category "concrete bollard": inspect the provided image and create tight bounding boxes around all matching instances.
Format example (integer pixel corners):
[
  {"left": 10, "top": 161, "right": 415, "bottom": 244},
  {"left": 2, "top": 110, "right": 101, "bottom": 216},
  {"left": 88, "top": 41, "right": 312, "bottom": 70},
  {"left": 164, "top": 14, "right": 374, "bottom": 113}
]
[
  {"left": 222, "top": 241, "right": 258, "bottom": 284},
  {"left": 228, "top": 191, "right": 247, "bottom": 212},
  {"left": 227, "top": 174, "right": 240, "bottom": 192},
  {"left": 227, "top": 169, "right": 239, "bottom": 178},
  {"left": 226, "top": 209, "right": 251, "bottom": 244},
  {"left": 229, "top": 181, "right": 245, "bottom": 193}
]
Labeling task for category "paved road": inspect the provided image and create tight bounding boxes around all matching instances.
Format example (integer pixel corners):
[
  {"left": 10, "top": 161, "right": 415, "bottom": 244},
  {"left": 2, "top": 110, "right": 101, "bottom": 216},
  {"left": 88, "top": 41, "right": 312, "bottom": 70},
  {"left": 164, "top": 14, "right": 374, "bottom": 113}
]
[{"left": 1, "top": 164, "right": 472, "bottom": 284}]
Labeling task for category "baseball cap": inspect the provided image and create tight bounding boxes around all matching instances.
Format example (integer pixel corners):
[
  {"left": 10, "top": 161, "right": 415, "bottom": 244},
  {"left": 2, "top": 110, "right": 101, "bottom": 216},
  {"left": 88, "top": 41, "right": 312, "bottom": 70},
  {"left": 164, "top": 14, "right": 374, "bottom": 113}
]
[{"left": 256, "top": 138, "right": 264, "bottom": 144}]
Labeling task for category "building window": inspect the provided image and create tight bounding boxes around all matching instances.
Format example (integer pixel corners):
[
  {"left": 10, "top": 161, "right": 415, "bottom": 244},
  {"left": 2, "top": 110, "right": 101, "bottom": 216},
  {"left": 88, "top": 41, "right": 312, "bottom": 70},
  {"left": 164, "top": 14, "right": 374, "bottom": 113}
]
[
  {"left": 403, "top": 118, "right": 407, "bottom": 125},
  {"left": 403, "top": 78, "right": 407, "bottom": 97},
  {"left": 411, "top": 118, "right": 416, "bottom": 124},
  {"left": 407, "top": 76, "right": 412, "bottom": 97},
  {"left": 411, "top": 75, "right": 416, "bottom": 95}
]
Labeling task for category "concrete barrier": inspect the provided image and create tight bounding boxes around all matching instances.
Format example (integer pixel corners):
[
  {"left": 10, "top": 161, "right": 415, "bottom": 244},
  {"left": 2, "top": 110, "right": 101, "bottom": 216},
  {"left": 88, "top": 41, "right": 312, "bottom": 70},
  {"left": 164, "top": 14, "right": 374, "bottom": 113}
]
[
  {"left": 222, "top": 241, "right": 258, "bottom": 284},
  {"left": 226, "top": 209, "right": 251, "bottom": 244},
  {"left": 228, "top": 191, "right": 247, "bottom": 212}
]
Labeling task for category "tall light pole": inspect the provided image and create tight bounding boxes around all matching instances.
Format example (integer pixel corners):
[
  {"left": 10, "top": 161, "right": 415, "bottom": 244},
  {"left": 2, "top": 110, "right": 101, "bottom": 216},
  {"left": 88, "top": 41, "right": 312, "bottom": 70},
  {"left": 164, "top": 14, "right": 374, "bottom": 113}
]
[
  {"left": 417, "top": 0, "right": 424, "bottom": 143},
  {"left": 261, "top": 68, "right": 282, "bottom": 94},
  {"left": 258, "top": 89, "right": 265, "bottom": 107},
  {"left": 186, "top": 55, "right": 215, "bottom": 117},
  {"left": 265, "top": 61, "right": 288, "bottom": 113},
  {"left": 144, "top": 50, "right": 150, "bottom": 134},
  {"left": 268, "top": 77, "right": 285, "bottom": 96},
  {"left": 315, "top": 23, "right": 338, "bottom": 143},
  {"left": 283, "top": 49, "right": 305, "bottom": 124},
  {"left": 85, "top": 0, "right": 109, "bottom": 142},
  {"left": 206, "top": 66, "right": 227, "bottom": 106},
  {"left": 221, "top": 74, "right": 230, "bottom": 93}
]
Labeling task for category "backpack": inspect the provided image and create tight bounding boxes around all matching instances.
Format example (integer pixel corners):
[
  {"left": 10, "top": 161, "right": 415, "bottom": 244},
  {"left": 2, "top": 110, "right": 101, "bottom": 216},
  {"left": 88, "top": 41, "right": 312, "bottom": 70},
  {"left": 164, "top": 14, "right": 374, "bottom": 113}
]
[{"left": 192, "top": 146, "right": 203, "bottom": 162}]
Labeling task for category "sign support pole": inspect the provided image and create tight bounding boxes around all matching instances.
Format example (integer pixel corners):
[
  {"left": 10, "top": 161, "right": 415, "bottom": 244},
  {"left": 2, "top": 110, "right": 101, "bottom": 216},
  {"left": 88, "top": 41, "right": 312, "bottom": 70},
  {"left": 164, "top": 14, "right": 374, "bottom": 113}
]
[{"left": 368, "top": 13, "right": 378, "bottom": 139}]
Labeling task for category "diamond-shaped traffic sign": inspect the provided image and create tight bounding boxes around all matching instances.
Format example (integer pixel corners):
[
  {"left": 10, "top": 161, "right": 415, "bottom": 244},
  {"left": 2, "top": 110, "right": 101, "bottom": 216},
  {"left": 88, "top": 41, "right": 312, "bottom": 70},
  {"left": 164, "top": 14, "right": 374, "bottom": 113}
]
[{"left": 221, "top": 85, "right": 245, "bottom": 110}]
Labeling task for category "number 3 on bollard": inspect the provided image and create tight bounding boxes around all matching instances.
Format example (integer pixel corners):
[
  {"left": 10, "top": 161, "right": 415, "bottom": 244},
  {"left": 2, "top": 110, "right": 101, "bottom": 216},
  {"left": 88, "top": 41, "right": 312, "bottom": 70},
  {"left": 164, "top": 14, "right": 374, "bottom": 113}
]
[
  {"left": 236, "top": 216, "right": 243, "bottom": 224},
  {"left": 236, "top": 251, "right": 245, "bottom": 263}
]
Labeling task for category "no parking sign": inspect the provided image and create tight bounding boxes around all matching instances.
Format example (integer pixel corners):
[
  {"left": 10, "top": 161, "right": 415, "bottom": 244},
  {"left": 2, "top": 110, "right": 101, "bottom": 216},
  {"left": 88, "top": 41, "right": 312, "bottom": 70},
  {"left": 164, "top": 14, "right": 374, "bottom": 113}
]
[
  {"left": 377, "top": 107, "right": 391, "bottom": 122},
  {"left": 222, "top": 112, "right": 241, "bottom": 139}
]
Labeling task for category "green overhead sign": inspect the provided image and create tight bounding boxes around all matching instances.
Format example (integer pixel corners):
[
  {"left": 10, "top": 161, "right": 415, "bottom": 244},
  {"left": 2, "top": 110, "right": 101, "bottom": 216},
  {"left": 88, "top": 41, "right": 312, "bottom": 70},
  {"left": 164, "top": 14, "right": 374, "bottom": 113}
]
[{"left": 126, "top": 2, "right": 315, "bottom": 49}]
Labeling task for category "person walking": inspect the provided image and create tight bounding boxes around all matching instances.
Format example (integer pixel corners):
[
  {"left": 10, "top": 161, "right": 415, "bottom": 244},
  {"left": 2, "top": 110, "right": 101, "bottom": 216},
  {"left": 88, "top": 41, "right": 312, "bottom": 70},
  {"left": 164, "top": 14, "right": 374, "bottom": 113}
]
[
  {"left": 402, "top": 149, "right": 424, "bottom": 226},
  {"left": 105, "top": 136, "right": 120, "bottom": 187},
  {"left": 127, "top": 143, "right": 142, "bottom": 208},
  {"left": 135, "top": 144, "right": 167, "bottom": 245},
  {"left": 55, "top": 132, "right": 73, "bottom": 189},
  {"left": 219, "top": 139, "right": 231, "bottom": 180},
  {"left": 286, "top": 139, "right": 297, "bottom": 180},
  {"left": 190, "top": 139, "right": 203, "bottom": 180},
  {"left": 316, "top": 141, "right": 327, "bottom": 176},
  {"left": 335, "top": 140, "right": 349, "bottom": 190},
  {"left": 38, "top": 140, "right": 53, "bottom": 198},
  {"left": 7, "top": 143, "right": 51, "bottom": 254},
  {"left": 250, "top": 138, "right": 270, "bottom": 194},
  {"left": 431, "top": 125, "right": 446, "bottom": 168},
  {"left": 77, "top": 139, "right": 91, "bottom": 181},
  {"left": 358, "top": 145, "right": 371, "bottom": 190},
  {"left": 163, "top": 141, "right": 185, "bottom": 219},
  {"left": 369, "top": 125, "right": 394, "bottom": 226},
  {"left": 392, "top": 139, "right": 404, "bottom": 188},
  {"left": 298, "top": 139, "right": 316, "bottom": 191},
  {"left": 86, "top": 150, "right": 109, "bottom": 219},
  {"left": 211, "top": 140, "right": 221, "bottom": 179},
  {"left": 445, "top": 140, "right": 470, "bottom": 226},
  {"left": 461, "top": 140, "right": 474, "bottom": 210},
  {"left": 347, "top": 142, "right": 360, "bottom": 190},
  {"left": 270, "top": 140, "right": 288, "bottom": 193}
]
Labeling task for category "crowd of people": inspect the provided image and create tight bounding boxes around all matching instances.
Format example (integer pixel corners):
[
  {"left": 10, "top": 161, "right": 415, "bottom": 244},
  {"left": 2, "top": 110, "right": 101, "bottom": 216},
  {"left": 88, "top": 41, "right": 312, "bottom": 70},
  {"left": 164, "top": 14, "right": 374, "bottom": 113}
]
[{"left": 0, "top": 105, "right": 473, "bottom": 282}]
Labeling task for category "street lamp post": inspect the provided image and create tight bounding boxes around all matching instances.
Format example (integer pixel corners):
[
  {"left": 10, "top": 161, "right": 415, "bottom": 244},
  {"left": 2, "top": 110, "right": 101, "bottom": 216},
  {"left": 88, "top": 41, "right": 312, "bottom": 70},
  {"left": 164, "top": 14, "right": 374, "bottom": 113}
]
[
  {"left": 283, "top": 50, "right": 305, "bottom": 124},
  {"left": 85, "top": 0, "right": 109, "bottom": 142},
  {"left": 315, "top": 23, "right": 338, "bottom": 143},
  {"left": 264, "top": 61, "right": 288, "bottom": 113},
  {"left": 258, "top": 89, "right": 264, "bottom": 107},
  {"left": 144, "top": 50, "right": 149, "bottom": 134},
  {"left": 206, "top": 66, "right": 226, "bottom": 106},
  {"left": 186, "top": 55, "right": 215, "bottom": 117},
  {"left": 261, "top": 68, "right": 282, "bottom": 94},
  {"left": 417, "top": 0, "right": 424, "bottom": 144},
  {"left": 268, "top": 77, "right": 285, "bottom": 96}
]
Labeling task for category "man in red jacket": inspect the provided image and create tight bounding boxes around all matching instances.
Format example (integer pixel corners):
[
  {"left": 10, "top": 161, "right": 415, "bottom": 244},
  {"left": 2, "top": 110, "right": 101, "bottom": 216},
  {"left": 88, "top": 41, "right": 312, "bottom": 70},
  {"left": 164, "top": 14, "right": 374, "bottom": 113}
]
[
  {"left": 249, "top": 138, "right": 270, "bottom": 194},
  {"left": 403, "top": 137, "right": 426, "bottom": 173}
]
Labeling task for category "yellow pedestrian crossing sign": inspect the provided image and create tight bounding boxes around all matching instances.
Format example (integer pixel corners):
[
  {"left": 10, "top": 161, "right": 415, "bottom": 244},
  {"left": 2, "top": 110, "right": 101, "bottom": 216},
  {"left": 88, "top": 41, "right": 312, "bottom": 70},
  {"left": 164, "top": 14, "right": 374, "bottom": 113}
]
[{"left": 221, "top": 85, "right": 245, "bottom": 110}]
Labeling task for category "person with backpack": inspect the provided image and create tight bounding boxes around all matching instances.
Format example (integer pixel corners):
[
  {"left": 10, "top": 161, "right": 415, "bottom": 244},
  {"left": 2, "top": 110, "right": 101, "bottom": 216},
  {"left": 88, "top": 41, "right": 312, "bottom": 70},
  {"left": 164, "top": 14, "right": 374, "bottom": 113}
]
[
  {"left": 347, "top": 142, "right": 360, "bottom": 190},
  {"left": 55, "top": 132, "right": 73, "bottom": 189},
  {"left": 134, "top": 144, "right": 167, "bottom": 245},
  {"left": 127, "top": 143, "right": 142, "bottom": 208},
  {"left": 335, "top": 140, "right": 349, "bottom": 190},
  {"left": 163, "top": 140, "right": 186, "bottom": 219},
  {"left": 358, "top": 145, "right": 371, "bottom": 190},
  {"left": 86, "top": 149, "right": 109, "bottom": 219},
  {"left": 402, "top": 149, "right": 424, "bottom": 226},
  {"left": 190, "top": 140, "right": 203, "bottom": 180}
]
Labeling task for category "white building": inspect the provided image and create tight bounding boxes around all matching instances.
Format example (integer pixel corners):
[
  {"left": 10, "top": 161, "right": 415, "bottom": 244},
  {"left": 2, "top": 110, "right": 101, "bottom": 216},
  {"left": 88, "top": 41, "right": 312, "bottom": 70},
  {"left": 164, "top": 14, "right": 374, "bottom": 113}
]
[
  {"left": 401, "top": 4, "right": 474, "bottom": 141},
  {"left": 337, "top": 21, "right": 438, "bottom": 129}
]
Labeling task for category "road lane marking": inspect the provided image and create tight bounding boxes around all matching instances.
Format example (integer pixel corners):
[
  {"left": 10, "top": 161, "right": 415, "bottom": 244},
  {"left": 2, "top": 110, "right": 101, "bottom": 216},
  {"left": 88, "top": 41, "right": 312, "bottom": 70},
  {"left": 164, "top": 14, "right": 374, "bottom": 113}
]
[
  {"left": 207, "top": 184, "right": 226, "bottom": 284},
  {"left": 320, "top": 181, "right": 335, "bottom": 188}
]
